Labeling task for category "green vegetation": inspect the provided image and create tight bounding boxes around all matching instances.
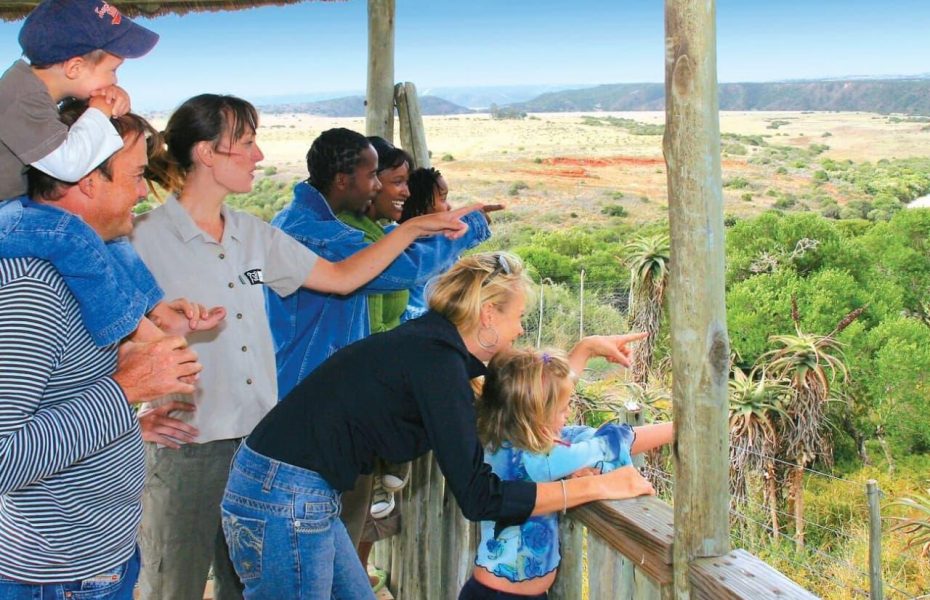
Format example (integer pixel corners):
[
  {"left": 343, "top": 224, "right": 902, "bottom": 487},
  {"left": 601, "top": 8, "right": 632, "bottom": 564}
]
[
  {"left": 488, "top": 103, "right": 527, "bottom": 120},
  {"left": 508, "top": 181, "right": 529, "bottom": 196},
  {"left": 724, "top": 176, "right": 750, "bottom": 189},
  {"left": 226, "top": 177, "right": 299, "bottom": 222},
  {"left": 600, "top": 204, "right": 627, "bottom": 217},
  {"left": 580, "top": 115, "right": 665, "bottom": 135}
]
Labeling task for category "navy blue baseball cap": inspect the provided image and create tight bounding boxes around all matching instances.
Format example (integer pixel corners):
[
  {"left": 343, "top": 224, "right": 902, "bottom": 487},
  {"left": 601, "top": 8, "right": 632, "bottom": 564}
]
[{"left": 19, "top": 0, "right": 159, "bottom": 66}]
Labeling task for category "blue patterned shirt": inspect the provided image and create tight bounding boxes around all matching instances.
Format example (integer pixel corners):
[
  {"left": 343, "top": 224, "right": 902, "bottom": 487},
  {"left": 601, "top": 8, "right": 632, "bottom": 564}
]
[{"left": 475, "top": 423, "right": 634, "bottom": 582}]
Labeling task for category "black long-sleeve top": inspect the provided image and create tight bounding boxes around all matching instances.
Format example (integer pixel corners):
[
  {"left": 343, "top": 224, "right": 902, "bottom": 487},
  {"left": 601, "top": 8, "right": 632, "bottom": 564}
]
[{"left": 248, "top": 310, "right": 537, "bottom": 528}]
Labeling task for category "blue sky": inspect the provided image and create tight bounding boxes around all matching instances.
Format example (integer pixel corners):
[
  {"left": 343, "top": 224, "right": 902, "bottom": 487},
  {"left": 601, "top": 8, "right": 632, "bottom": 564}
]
[{"left": 2, "top": 0, "right": 929, "bottom": 110}]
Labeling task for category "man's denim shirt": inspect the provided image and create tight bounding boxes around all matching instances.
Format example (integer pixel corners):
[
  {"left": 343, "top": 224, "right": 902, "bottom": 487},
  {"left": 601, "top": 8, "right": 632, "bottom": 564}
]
[
  {"left": 0, "top": 196, "right": 162, "bottom": 345},
  {"left": 267, "top": 181, "right": 491, "bottom": 399}
]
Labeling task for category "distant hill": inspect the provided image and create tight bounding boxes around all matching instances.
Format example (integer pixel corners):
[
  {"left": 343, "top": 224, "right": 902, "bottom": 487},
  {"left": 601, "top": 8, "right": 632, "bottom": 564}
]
[
  {"left": 419, "top": 84, "right": 590, "bottom": 109},
  {"left": 260, "top": 95, "right": 472, "bottom": 117},
  {"left": 510, "top": 80, "right": 930, "bottom": 115}
]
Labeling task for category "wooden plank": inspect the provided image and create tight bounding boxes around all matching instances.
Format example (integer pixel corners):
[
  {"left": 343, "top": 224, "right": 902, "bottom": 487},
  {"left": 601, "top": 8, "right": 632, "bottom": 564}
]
[
  {"left": 394, "top": 82, "right": 432, "bottom": 169},
  {"left": 399, "top": 453, "right": 431, "bottom": 599},
  {"left": 663, "top": 0, "right": 730, "bottom": 597},
  {"left": 549, "top": 518, "right": 584, "bottom": 599},
  {"left": 588, "top": 529, "right": 626, "bottom": 597},
  {"left": 424, "top": 455, "right": 445, "bottom": 599},
  {"left": 618, "top": 554, "right": 636, "bottom": 598},
  {"left": 569, "top": 496, "right": 674, "bottom": 584},
  {"left": 690, "top": 550, "right": 820, "bottom": 600},
  {"left": 365, "top": 0, "right": 395, "bottom": 139}
]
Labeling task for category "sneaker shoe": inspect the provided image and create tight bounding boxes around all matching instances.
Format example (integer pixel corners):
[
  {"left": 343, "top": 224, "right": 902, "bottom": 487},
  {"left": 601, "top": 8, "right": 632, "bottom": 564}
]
[
  {"left": 380, "top": 462, "right": 411, "bottom": 493},
  {"left": 370, "top": 481, "right": 395, "bottom": 519}
]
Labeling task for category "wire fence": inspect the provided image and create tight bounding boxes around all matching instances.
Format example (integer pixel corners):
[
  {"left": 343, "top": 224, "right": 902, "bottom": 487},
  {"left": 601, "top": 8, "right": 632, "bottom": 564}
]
[{"left": 636, "top": 445, "right": 930, "bottom": 599}]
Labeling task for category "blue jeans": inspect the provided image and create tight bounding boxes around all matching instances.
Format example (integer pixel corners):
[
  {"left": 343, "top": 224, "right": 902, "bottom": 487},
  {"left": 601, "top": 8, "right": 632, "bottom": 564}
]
[
  {"left": 0, "top": 196, "right": 162, "bottom": 346},
  {"left": 0, "top": 547, "right": 140, "bottom": 600},
  {"left": 221, "top": 442, "right": 374, "bottom": 600}
]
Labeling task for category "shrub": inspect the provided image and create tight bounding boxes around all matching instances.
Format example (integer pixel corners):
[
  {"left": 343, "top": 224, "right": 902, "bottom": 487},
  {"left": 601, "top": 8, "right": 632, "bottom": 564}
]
[
  {"left": 442, "top": 153, "right": 455, "bottom": 162},
  {"left": 741, "top": 193, "right": 753, "bottom": 202},
  {"left": 508, "top": 181, "right": 529, "bottom": 196},
  {"left": 773, "top": 195, "right": 797, "bottom": 210},
  {"left": 262, "top": 165, "right": 278, "bottom": 176},
  {"left": 724, "top": 176, "right": 750, "bottom": 189},
  {"left": 601, "top": 204, "right": 628, "bottom": 217}
]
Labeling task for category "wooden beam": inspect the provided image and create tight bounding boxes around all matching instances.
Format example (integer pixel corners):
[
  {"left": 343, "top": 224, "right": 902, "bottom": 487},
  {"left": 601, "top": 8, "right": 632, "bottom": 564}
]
[
  {"left": 569, "top": 496, "right": 674, "bottom": 584},
  {"left": 690, "top": 550, "right": 819, "bottom": 599},
  {"left": 663, "top": 0, "right": 730, "bottom": 598},
  {"left": 366, "top": 0, "right": 395, "bottom": 140},
  {"left": 395, "top": 82, "right": 432, "bottom": 169}
]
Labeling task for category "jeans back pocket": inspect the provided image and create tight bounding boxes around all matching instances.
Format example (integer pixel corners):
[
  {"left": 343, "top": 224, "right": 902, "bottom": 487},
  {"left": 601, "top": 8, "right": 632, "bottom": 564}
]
[{"left": 221, "top": 510, "right": 265, "bottom": 581}]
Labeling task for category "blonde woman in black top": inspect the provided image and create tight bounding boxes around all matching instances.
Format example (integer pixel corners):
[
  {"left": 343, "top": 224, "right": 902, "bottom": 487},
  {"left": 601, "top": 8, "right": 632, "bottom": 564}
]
[{"left": 221, "top": 252, "right": 655, "bottom": 599}]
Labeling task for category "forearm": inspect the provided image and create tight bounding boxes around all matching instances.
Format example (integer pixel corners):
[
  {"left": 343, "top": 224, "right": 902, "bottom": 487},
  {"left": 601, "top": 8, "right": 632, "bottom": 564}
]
[
  {"left": 531, "top": 476, "right": 604, "bottom": 516},
  {"left": 631, "top": 422, "right": 674, "bottom": 455},
  {"left": 307, "top": 224, "right": 419, "bottom": 295},
  {"left": 566, "top": 337, "right": 597, "bottom": 375}
]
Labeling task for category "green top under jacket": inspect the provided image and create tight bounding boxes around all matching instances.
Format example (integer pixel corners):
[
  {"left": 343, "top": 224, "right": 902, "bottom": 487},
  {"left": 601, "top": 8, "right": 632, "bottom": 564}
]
[{"left": 337, "top": 211, "right": 410, "bottom": 334}]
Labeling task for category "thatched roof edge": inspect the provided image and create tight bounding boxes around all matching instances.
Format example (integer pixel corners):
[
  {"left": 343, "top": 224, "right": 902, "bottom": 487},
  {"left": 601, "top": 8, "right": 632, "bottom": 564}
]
[{"left": 0, "top": 0, "right": 306, "bottom": 21}]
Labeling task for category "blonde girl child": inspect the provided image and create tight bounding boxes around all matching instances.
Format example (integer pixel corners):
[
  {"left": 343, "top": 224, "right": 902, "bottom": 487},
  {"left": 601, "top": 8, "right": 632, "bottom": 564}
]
[{"left": 464, "top": 347, "right": 674, "bottom": 599}]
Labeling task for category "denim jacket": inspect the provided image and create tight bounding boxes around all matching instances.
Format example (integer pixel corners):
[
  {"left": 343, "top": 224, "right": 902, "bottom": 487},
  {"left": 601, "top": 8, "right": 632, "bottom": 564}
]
[
  {"left": 0, "top": 196, "right": 162, "bottom": 345},
  {"left": 267, "top": 181, "right": 491, "bottom": 398}
]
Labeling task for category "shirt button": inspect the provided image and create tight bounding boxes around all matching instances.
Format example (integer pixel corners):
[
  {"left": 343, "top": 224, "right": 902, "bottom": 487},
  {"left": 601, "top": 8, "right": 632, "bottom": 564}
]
[
  {"left": 241, "top": 346, "right": 247, "bottom": 352},
  {"left": 246, "top": 378, "right": 253, "bottom": 385},
  {"left": 219, "top": 253, "right": 225, "bottom": 259},
  {"left": 236, "top": 313, "right": 243, "bottom": 319},
  {"left": 228, "top": 282, "right": 234, "bottom": 288}
]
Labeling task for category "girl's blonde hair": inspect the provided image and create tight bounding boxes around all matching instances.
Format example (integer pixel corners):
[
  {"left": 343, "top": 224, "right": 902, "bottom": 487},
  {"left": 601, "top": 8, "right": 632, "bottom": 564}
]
[
  {"left": 427, "top": 252, "right": 532, "bottom": 335},
  {"left": 477, "top": 347, "right": 572, "bottom": 454}
]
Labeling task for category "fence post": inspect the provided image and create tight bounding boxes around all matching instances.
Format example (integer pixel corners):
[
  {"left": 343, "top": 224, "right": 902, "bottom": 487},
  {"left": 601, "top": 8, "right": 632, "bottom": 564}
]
[
  {"left": 536, "top": 278, "right": 550, "bottom": 348},
  {"left": 394, "top": 82, "right": 431, "bottom": 169},
  {"left": 664, "top": 0, "right": 730, "bottom": 596},
  {"left": 623, "top": 401, "right": 645, "bottom": 468},
  {"left": 579, "top": 269, "right": 585, "bottom": 341},
  {"left": 867, "top": 479, "right": 884, "bottom": 600},
  {"left": 366, "top": 0, "right": 395, "bottom": 139}
]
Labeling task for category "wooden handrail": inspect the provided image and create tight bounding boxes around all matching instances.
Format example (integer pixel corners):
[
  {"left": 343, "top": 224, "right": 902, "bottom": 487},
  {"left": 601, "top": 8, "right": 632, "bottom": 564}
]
[{"left": 569, "top": 496, "right": 674, "bottom": 584}]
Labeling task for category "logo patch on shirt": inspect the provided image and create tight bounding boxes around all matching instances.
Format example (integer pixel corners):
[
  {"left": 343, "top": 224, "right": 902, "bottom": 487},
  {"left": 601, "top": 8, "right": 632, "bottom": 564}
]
[{"left": 240, "top": 269, "right": 264, "bottom": 285}]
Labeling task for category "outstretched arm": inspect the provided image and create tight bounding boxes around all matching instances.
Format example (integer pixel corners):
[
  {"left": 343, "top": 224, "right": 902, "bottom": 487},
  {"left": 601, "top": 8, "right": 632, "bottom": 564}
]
[
  {"left": 303, "top": 204, "right": 484, "bottom": 295},
  {"left": 567, "top": 333, "right": 649, "bottom": 376}
]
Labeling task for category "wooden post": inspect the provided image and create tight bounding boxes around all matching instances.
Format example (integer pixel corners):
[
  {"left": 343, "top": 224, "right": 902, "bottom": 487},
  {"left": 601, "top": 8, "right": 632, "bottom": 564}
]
[
  {"left": 579, "top": 269, "right": 585, "bottom": 340},
  {"left": 366, "top": 0, "right": 395, "bottom": 140},
  {"left": 395, "top": 82, "right": 432, "bottom": 169},
  {"left": 664, "top": 0, "right": 730, "bottom": 598},
  {"left": 867, "top": 480, "right": 884, "bottom": 600}
]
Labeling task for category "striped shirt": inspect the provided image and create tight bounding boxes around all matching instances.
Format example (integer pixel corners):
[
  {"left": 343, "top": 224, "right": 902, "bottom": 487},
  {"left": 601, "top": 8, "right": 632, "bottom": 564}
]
[{"left": 0, "top": 257, "right": 144, "bottom": 582}]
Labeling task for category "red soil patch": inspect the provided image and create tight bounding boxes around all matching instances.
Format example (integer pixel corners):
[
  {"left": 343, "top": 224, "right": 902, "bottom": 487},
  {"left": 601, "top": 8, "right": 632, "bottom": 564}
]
[
  {"left": 546, "top": 156, "right": 665, "bottom": 168},
  {"left": 533, "top": 167, "right": 592, "bottom": 178}
]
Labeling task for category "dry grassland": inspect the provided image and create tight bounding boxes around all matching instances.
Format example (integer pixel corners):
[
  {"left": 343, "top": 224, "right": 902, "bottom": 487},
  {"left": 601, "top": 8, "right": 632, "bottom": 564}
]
[{"left": 164, "top": 111, "right": 930, "bottom": 227}]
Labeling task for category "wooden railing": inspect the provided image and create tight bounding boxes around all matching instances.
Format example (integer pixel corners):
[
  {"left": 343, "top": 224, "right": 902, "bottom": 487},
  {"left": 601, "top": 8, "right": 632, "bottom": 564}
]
[{"left": 372, "top": 454, "right": 819, "bottom": 599}]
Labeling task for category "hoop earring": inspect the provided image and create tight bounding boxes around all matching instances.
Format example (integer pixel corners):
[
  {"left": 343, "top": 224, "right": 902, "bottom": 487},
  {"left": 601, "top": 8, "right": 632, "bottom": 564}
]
[{"left": 477, "top": 325, "right": 499, "bottom": 350}]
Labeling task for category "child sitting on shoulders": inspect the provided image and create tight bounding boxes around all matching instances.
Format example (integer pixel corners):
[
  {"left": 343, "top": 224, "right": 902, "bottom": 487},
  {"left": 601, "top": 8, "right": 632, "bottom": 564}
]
[{"left": 462, "top": 347, "right": 673, "bottom": 600}]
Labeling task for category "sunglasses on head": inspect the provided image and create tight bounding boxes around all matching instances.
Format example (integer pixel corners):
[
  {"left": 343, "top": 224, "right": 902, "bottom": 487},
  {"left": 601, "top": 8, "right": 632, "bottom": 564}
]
[{"left": 482, "top": 254, "right": 512, "bottom": 286}]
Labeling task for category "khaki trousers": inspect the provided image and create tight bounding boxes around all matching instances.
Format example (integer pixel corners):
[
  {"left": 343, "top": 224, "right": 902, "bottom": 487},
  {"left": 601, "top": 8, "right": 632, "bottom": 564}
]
[{"left": 138, "top": 440, "right": 244, "bottom": 600}]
